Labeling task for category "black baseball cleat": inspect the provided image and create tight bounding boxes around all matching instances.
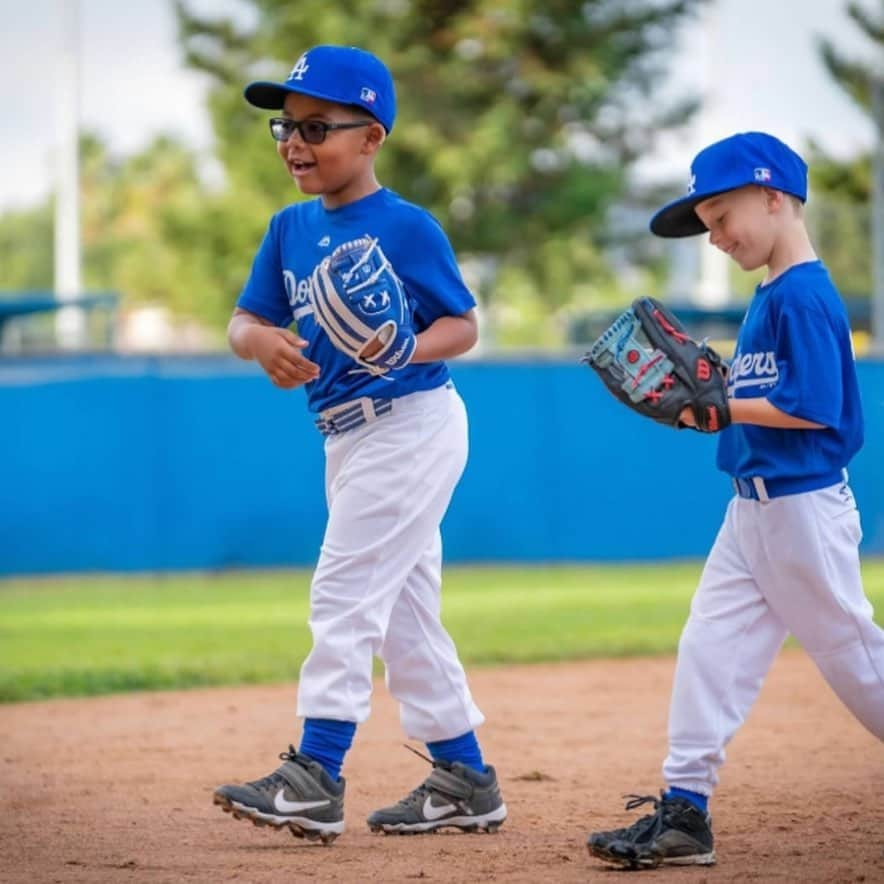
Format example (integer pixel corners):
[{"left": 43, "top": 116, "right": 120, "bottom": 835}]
[
  {"left": 367, "top": 748, "right": 507, "bottom": 834},
  {"left": 213, "top": 746, "right": 344, "bottom": 844},
  {"left": 587, "top": 791, "right": 716, "bottom": 869}
]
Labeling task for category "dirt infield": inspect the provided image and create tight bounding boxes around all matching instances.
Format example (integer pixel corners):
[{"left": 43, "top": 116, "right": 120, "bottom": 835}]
[{"left": 3, "top": 650, "right": 882, "bottom": 884}]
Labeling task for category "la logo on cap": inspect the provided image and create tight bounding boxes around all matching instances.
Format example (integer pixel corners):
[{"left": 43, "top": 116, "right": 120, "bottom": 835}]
[{"left": 289, "top": 54, "right": 309, "bottom": 81}]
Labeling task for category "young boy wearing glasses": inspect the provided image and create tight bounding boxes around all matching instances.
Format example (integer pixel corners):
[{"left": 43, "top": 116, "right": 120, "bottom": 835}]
[{"left": 213, "top": 45, "right": 506, "bottom": 844}]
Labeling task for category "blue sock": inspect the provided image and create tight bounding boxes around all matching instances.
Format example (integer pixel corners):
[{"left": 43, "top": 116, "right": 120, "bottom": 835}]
[
  {"left": 666, "top": 786, "right": 708, "bottom": 813},
  {"left": 298, "top": 718, "right": 356, "bottom": 782},
  {"left": 426, "top": 730, "right": 485, "bottom": 774}
]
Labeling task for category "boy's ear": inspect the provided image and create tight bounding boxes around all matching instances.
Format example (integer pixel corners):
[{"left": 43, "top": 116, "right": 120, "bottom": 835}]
[
  {"left": 762, "top": 187, "right": 785, "bottom": 211},
  {"left": 361, "top": 123, "right": 386, "bottom": 155}
]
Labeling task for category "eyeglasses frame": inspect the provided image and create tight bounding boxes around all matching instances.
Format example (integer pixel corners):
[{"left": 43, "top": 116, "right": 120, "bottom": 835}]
[{"left": 268, "top": 117, "right": 375, "bottom": 145}]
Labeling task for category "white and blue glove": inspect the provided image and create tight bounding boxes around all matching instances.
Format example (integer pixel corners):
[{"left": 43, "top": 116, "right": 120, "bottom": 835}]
[{"left": 310, "top": 236, "right": 417, "bottom": 378}]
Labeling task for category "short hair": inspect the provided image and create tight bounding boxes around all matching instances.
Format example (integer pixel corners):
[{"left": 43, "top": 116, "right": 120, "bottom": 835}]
[
  {"left": 765, "top": 188, "right": 804, "bottom": 216},
  {"left": 785, "top": 193, "right": 804, "bottom": 214}
]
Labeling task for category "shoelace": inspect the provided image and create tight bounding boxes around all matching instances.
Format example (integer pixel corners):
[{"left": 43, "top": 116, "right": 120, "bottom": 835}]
[
  {"left": 278, "top": 744, "right": 302, "bottom": 764},
  {"left": 403, "top": 744, "right": 436, "bottom": 766},
  {"left": 248, "top": 745, "right": 307, "bottom": 791},
  {"left": 618, "top": 792, "right": 699, "bottom": 841},
  {"left": 616, "top": 793, "right": 667, "bottom": 840},
  {"left": 623, "top": 793, "right": 660, "bottom": 813},
  {"left": 394, "top": 744, "right": 458, "bottom": 809}
]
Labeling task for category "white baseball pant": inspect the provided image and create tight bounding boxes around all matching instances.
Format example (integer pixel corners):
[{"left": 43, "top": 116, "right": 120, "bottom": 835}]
[
  {"left": 664, "top": 481, "right": 884, "bottom": 795},
  {"left": 296, "top": 382, "right": 485, "bottom": 742}
]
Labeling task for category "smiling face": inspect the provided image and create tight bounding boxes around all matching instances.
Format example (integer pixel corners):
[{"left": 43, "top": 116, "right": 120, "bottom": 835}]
[
  {"left": 694, "top": 185, "right": 791, "bottom": 273},
  {"left": 276, "top": 93, "right": 385, "bottom": 208}
]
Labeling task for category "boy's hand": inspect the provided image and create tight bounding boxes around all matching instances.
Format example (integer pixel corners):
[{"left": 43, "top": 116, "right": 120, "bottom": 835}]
[
  {"left": 248, "top": 326, "right": 320, "bottom": 389},
  {"left": 679, "top": 407, "right": 697, "bottom": 429}
]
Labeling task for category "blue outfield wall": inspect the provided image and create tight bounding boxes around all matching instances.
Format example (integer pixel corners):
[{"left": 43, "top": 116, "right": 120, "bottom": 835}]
[{"left": 1, "top": 355, "right": 882, "bottom": 575}]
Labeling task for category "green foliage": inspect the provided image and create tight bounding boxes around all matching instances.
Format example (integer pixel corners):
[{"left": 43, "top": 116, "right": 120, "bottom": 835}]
[
  {"left": 0, "top": 133, "right": 244, "bottom": 331},
  {"left": 0, "top": 204, "right": 53, "bottom": 292},
  {"left": 77, "top": 133, "right": 253, "bottom": 329},
  {"left": 807, "top": 151, "right": 873, "bottom": 296},
  {"left": 810, "top": 0, "right": 882, "bottom": 296},
  {"left": 818, "top": 0, "right": 884, "bottom": 112},
  {"left": 2, "top": 561, "right": 883, "bottom": 702}
]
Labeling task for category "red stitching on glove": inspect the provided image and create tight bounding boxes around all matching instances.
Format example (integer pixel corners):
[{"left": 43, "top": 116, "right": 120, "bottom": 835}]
[
  {"left": 631, "top": 352, "right": 665, "bottom": 388},
  {"left": 652, "top": 309, "right": 689, "bottom": 343}
]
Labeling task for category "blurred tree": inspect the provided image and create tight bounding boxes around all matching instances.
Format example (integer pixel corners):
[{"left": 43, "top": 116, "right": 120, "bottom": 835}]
[
  {"left": 805, "top": 150, "right": 872, "bottom": 297},
  {"left": 176, "top": 0, "right": 706, "bottom": 344},
  {"left": 810, "top": 0, "right": 883, "bottom": 296},
  {"left": 77, "top": 132, "right": 235, "bottom": 332},
  {"left": 0, "top": 204, "right": 53, "bottom": 293},
  {"left": 0, "top": 133, "right": 231, "bottom": 333}
]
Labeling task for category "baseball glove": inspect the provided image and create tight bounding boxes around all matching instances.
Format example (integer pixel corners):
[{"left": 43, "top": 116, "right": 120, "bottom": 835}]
[
  {"left": 582, "top": 296, "right": 731, "bottom": 432},
  {"left": 310, "top": 236, "right": 416, "bottom": 377}
]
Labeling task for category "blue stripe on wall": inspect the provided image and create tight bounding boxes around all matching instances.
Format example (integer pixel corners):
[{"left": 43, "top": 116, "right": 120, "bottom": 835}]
[{"left": 1, "top": 355, "right": 882, "bottom": 575}]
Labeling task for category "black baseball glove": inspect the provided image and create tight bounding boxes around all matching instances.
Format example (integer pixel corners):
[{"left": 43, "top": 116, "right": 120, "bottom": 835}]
[{"left": 582, "top": 296, "right": 731, "bottom": 432}]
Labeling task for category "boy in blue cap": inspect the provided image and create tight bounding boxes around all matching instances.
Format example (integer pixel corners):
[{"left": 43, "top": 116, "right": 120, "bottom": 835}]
[
  {"left": 212, "top": 45, "right": 506, "bottom": 844},
  {"left": 587, "top": 131, "right": 884, "bottom": 870}
]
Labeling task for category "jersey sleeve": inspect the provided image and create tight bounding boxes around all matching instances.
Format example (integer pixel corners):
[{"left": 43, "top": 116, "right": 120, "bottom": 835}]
[
  {"left": 236, "top": 214, "right": 293, "bottom": 327},
  {"left": 766, "top": 299, "right": 845, "bottom": 428},
  {"left": 391, "top": 212, "right": 476, "bottom": 326}
]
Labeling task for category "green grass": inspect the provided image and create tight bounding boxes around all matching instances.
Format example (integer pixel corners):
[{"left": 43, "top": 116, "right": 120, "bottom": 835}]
[{"left": 1, "top": 561, "right": 882, "bottom": 703}]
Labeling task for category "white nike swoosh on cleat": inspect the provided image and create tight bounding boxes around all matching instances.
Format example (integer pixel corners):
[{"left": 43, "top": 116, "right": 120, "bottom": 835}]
[
  {"left": 422, "top": 795, "right": 460, "bottom": 821},
  {"left": 273, "top": 788, "right": 331, "bottom": 814}
]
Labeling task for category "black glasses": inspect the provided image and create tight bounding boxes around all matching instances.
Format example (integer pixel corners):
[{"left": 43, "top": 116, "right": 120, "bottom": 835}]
[{"left": 268, "top": 117, "right": 373, "bottom": 145}]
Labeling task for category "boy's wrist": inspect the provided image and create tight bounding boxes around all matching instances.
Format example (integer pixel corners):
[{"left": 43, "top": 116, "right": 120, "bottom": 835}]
[
  {"left": 729, "top": 398, "right": 769, "bottom": 425},
  {"left": 229, "top": 316, "right": 263, "bottom": 360}
]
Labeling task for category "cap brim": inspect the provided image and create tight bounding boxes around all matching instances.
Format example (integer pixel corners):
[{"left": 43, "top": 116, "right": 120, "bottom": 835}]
[
  {"left": 243, "top": 82, "right": 291, "bottom": 109},
  {"left": 649, "top": 189, "right": 733, "bottom": 238},
  {"left": 245, "top": 81, "right": 354, "bottom": 110}
]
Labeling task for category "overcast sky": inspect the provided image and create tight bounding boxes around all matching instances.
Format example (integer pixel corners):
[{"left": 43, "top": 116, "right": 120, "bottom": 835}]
[{"left": 0, "top": 0, "right": 877, "bottom": 212}]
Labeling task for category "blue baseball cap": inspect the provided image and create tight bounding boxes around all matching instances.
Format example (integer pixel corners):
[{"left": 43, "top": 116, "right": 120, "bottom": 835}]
[
  {"left": 244, "top": 45, "right": 396, "bottom": 133},
  {"left": 650, "top": 132, "right": 808, "bottom": 238}
]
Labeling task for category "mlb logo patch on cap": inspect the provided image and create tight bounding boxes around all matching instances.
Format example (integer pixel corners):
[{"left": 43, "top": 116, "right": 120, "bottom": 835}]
[{"left": 754, "top": 167, "right": 772, "bottom": 182}]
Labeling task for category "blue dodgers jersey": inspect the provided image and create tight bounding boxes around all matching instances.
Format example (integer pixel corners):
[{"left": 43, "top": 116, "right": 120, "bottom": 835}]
[
  {"left": 717, "top": 260, "right": 864, "bottom": 482},
  {"left": 237, "top": 188, "right": 476, "bottom": 412}
]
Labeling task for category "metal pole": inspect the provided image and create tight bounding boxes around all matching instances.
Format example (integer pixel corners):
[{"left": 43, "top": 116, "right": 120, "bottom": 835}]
[
  {"left": 693, "top": 1, "right": 729, "bottom": 308},
  {"left": 54, "top": 0, "right": 85, "bottom": 349},
  {"left": 871, "top": 77, "right": 884, "bottom": 354}
]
